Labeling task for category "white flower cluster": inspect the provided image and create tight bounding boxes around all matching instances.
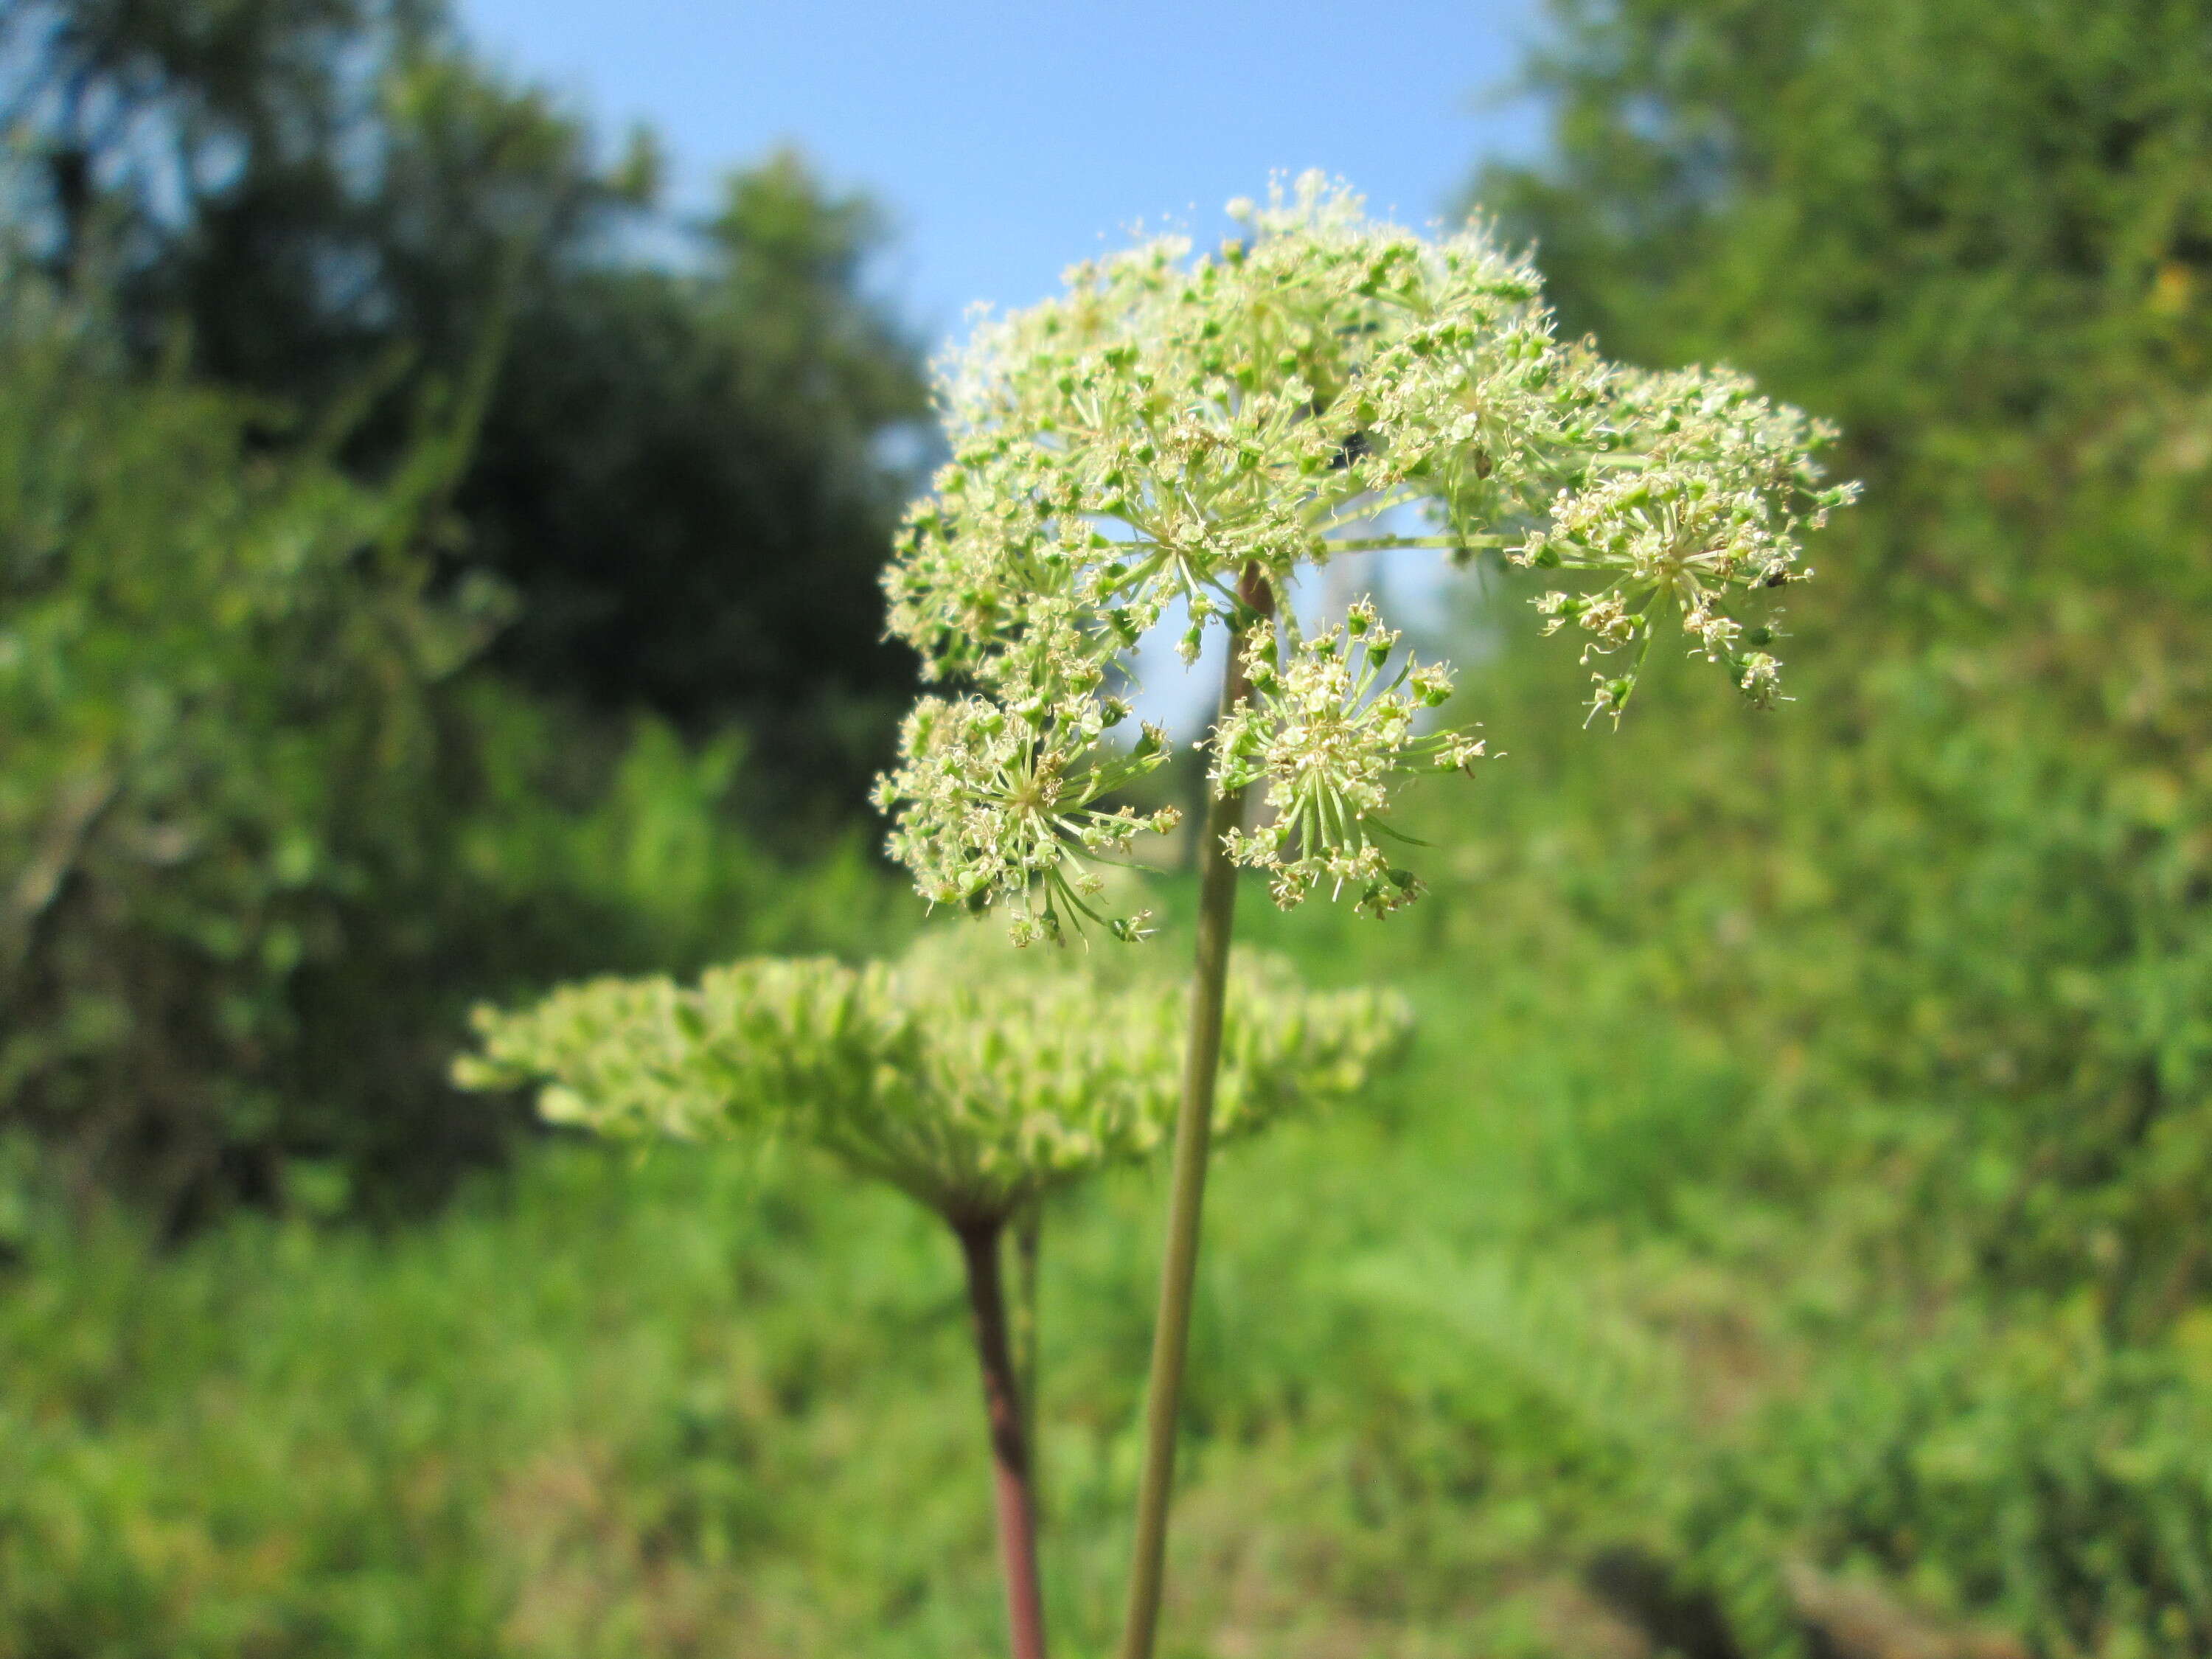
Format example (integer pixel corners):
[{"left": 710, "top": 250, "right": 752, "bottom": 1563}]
[
  {"left": 874, "top": 174, "right": 1853, "bottom": 939},
  {"left": 1515, "top": 366, "right": 1859, "bottom": 723},
  {"left": 1214, "top": 602, "right": 1486, "bottom": 915},
  {"left": 880, "top": 693, "right": 1179, "bottom": 945}
]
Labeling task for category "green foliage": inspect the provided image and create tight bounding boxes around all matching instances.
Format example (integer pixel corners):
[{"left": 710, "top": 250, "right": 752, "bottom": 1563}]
[
  {"left": 0, "top": 276, "right": 888, "bottom": 1217},
  {"left": 0, "top": 942, "right": 1669, "bottom": 1659},
  {"left": 13, "top": 816, "right": 2212, "bottom": 1658},
  {"left": 461, "top": 928, "right": 1411, "bottom": 1226},
  {"left": 4, "top": 0, "right": 931, "bottom": 817},
  {"left": 0, "top": 0, "right": 934, "bottom": 1211},
  {"left": 0, "top": 276, "right": 501, "bottom": 1217},
  {"left": 445, "top": 688, "right": 905, "bottom": 981},
  {"left": 461, "top": 150, "right": 932, "bottom": 817},
  {"left": 1468, "top": 0, "right": 2212, "bottom": 1336},
  {"left": 5, "top": 1, "right": 2208, "bottom": 1655},
  {"left": 1419, "top": 0, "right": 2212, "bottom": 1649}
]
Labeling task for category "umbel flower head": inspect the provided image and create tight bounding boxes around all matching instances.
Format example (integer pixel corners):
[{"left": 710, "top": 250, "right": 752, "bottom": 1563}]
[
  {"left": 455, "top": 926, "right": 1412, "bottom": 1228},
  {"left": 874, "top": 173, "right": 1856, "bottom": 942},
  {"left": 1214, "top": 601, "right": 1485, "bottom": 917}
]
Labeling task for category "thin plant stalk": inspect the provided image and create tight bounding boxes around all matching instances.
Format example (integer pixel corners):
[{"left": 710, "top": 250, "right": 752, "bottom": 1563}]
[
  {"left": 1012, "top": 1200, "right": 1043, "bottom": 1495},
  {"left": 956, "top": 1216, "right": 1049, "bottom": 1659},
  {"left": 1116, "top": 576, "right": 1270, "bottom": 1659}
]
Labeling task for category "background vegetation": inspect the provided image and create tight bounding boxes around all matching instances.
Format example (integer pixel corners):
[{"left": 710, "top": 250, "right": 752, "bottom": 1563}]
[{"left": 3, "top": 0, "right": 2209, "bottom": 1653}]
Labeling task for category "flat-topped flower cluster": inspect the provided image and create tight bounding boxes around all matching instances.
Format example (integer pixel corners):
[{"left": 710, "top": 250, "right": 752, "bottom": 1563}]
[
  {"left": 456, "top": 928, "right": 1411, "bottom": 1227},
  {"left": 875, "top": 174, "right": 1855, "bottom": 942}
]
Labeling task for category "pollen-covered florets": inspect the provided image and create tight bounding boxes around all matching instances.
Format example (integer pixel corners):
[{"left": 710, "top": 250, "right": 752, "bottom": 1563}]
[
  {"left": 1512, "top": 366, "right": 1858, "bottom": 721},
  {"left": 872, "top": 693, "right": 1180, "bottom": 944},
  {"left": 876, "top": 173, "right": 1853, "bottom": 939},
  {"left": 1213, "top": 603, "right": 1486, "bottom": 916}
]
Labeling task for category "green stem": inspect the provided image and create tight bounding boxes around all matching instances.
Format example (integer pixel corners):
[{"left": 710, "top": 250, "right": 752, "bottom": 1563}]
[
  {"left": 1315, "top": 532, "right": 1494, "bottom": 554},
  {"left": 1116, "top": 572, "right": 1270, "bottom": 1659}
]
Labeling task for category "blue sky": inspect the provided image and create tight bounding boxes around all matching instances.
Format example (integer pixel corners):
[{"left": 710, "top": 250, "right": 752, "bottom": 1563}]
[
  {"left": 455, "top": 0, "right": 1549, "bottom": 350},
  {"left": 452, "top": 0, "right": 1553, "bottom": 730}
]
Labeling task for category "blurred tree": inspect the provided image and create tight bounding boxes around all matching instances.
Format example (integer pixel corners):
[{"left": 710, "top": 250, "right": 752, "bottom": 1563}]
[
  {"left": 460, "top": 153, "right": 931, "bottom": 815},
  {"left": 0, "top": 273, "right": 510, "bottom": 1223},
  {"left": 0, "top": 0, "right": 619, "bottom": 402},
  {"left": 1, "top": 0, "right": 930, "bottom": 821},
  {"left": 0, "top": 0, "right": 928, "bottom": 1221},
  {"left": 0, "top": 267, "right": 901, "bottom": 1225},
  {"left": 1478, "top": 0, "right": 2212, "bottom": 616},
  {"left": 1473, "top": 0, "right": 2212, "bottom": 1323},
  {"left": 1453, "top": 4, "right": 2212, "bottom": 1648}
]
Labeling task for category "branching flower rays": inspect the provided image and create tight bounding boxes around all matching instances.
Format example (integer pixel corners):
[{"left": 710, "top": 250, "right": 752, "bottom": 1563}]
[{"left": 874, "top": 174, "right": 1855, "bottom": 939}]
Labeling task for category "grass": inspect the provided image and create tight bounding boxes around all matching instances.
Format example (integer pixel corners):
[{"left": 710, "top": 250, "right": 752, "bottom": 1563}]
[
  {"left": 0, "top": 872, "right": 1749, "bottom": 1659},
  {"left": 8, "top": 836, "right": 2181, "bottom": 1659}
]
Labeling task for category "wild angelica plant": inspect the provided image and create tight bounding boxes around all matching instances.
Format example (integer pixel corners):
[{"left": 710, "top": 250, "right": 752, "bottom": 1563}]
[
  {"left": 456, "top": 927, "right": 1410, "bottom": 1659},
  {"left": 873, "top": 174, "right": 1855, "bottom": 1658}
]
